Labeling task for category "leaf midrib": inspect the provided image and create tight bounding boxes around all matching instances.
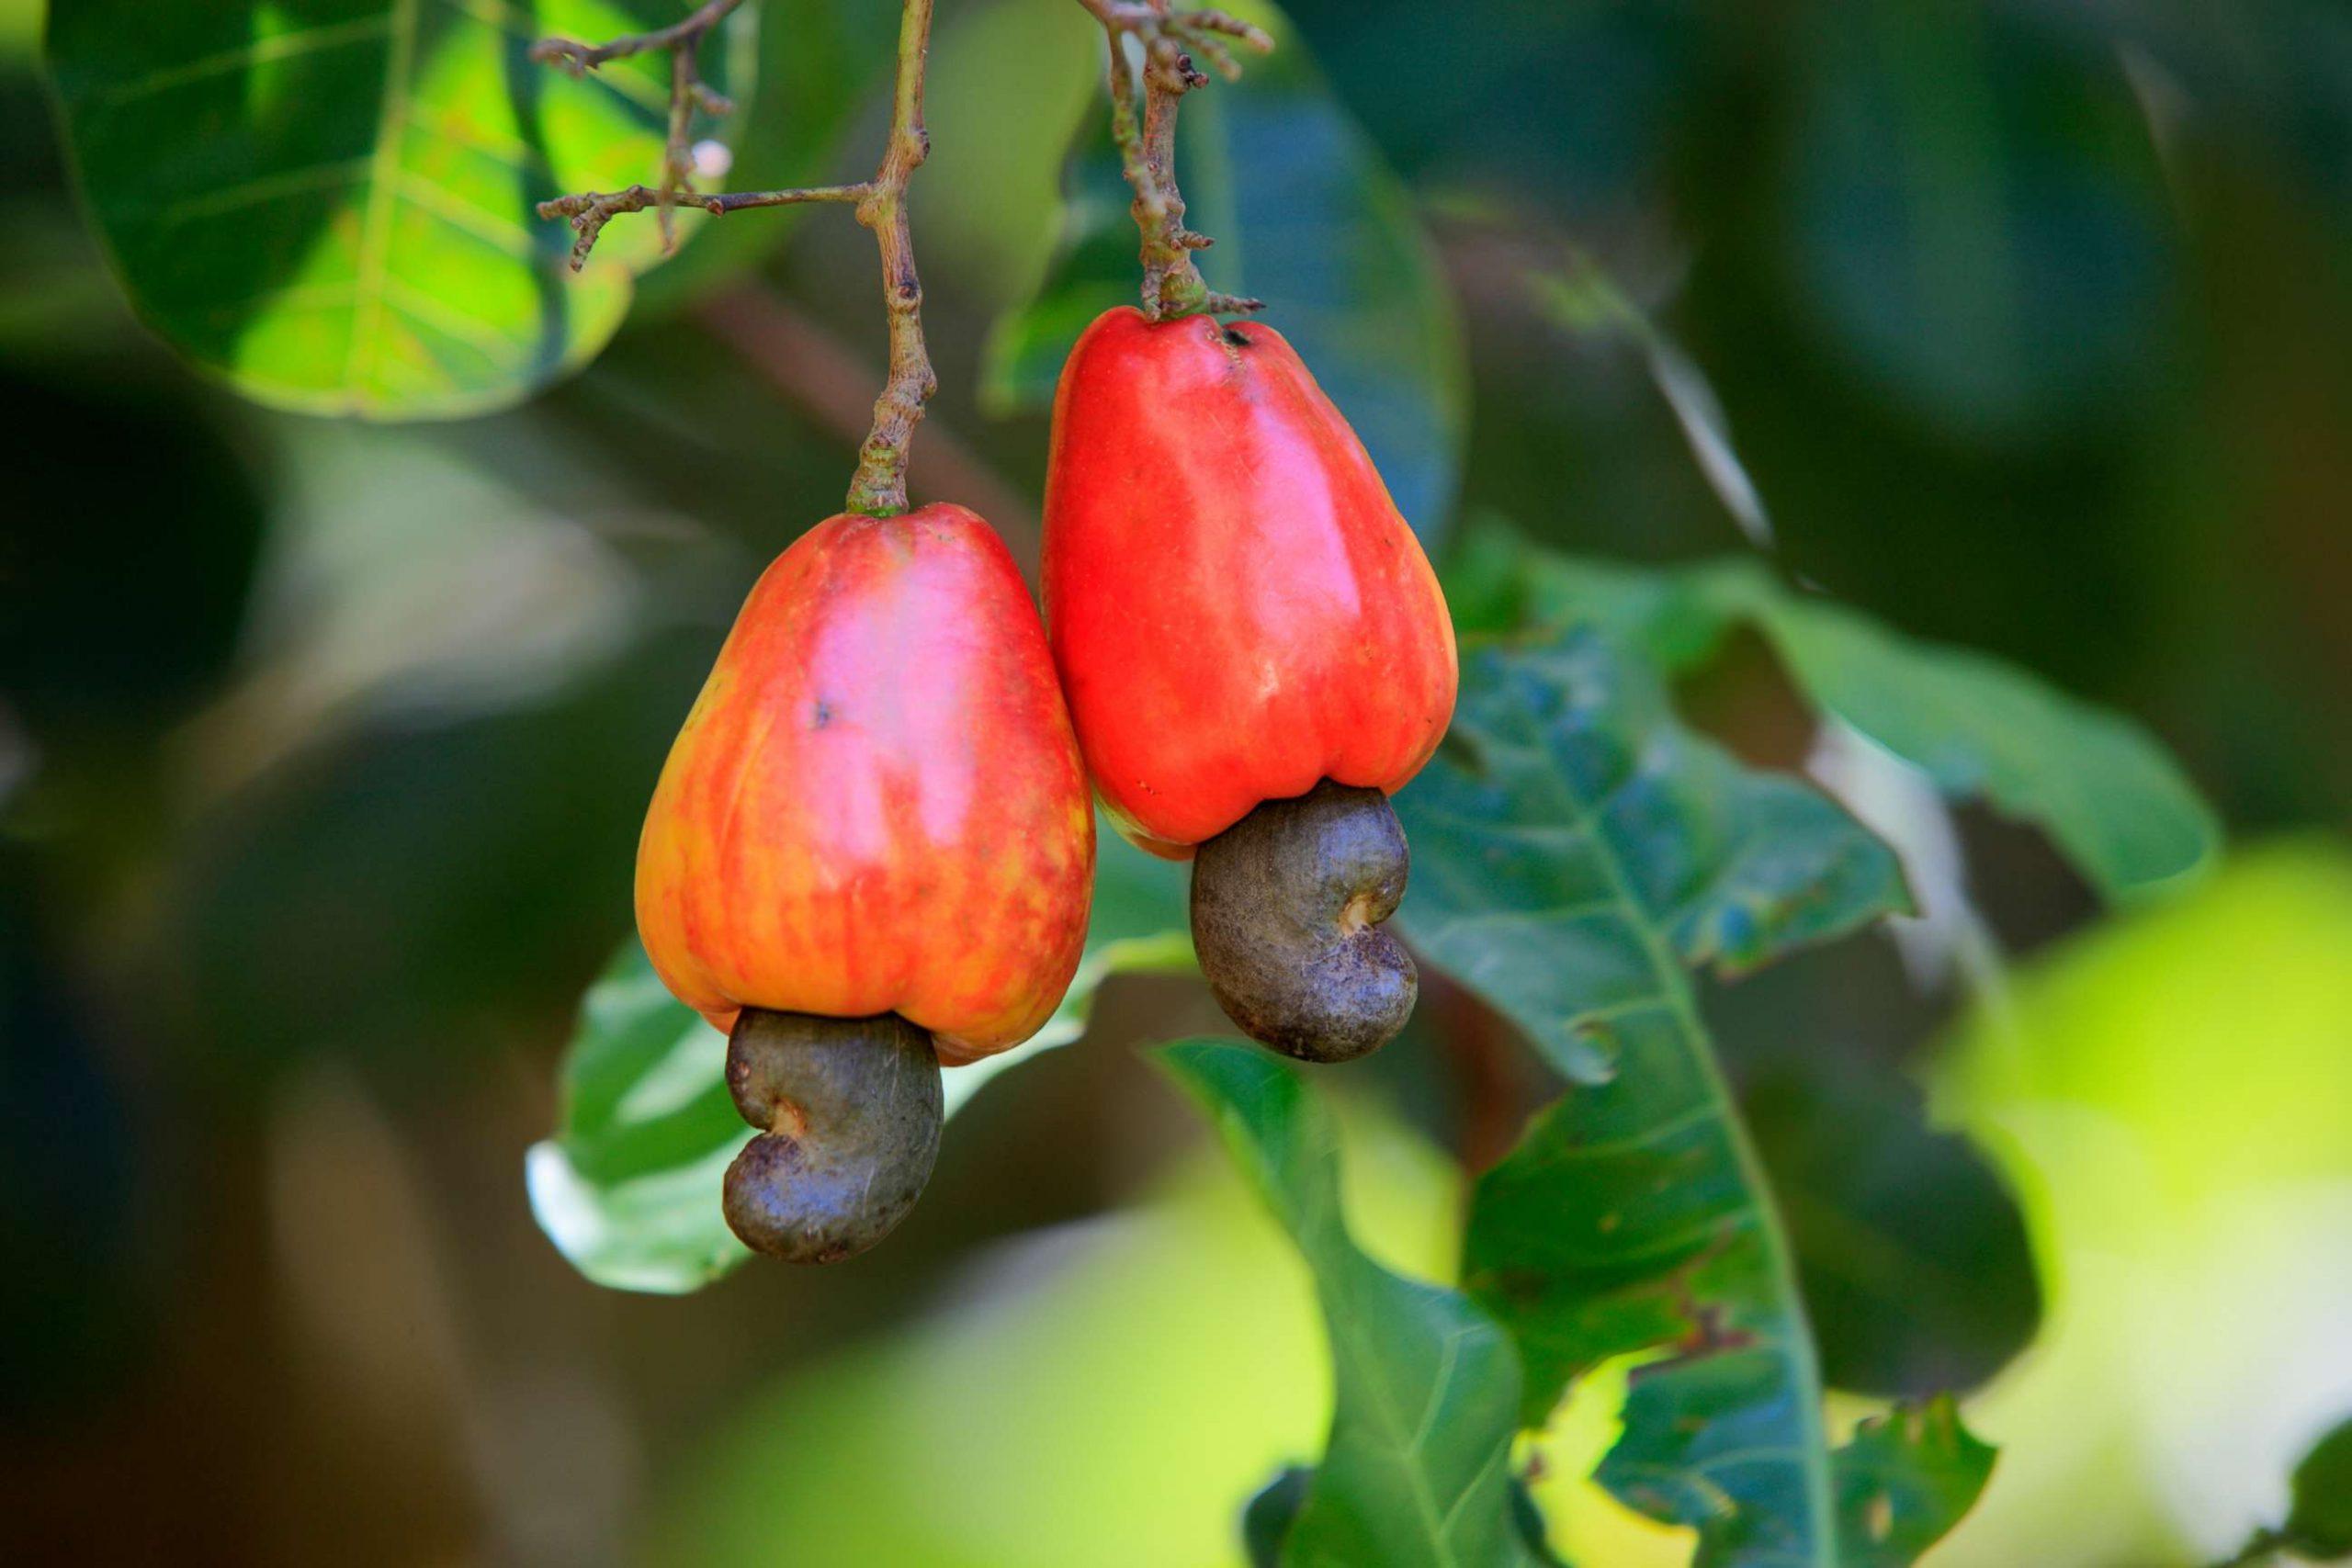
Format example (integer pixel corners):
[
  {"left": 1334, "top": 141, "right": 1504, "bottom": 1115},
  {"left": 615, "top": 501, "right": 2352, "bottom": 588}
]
[
  {"left": 1498, "top": 677, "right": 1839, "bottom": 1568},
  {"left": 1292, "top": 1121, "right": 1481, "bottom": 1568}
]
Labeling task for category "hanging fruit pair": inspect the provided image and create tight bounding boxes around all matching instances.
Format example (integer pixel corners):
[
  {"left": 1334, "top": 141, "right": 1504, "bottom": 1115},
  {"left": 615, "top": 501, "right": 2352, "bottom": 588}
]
[
  {"left": 632, "top": 313, "right": 1452, "bottom": 1265},
  {"left": 1043, "top": 307, "right": 1458, "bottom": 1063},
  {"left": 636, "top": 506, "right": 1093, "bottom": 1264}
]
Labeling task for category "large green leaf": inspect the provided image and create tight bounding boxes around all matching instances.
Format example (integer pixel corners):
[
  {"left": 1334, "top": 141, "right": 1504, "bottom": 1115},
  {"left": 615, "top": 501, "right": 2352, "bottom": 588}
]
[
  {"left": 980, "top": 0, "right": 1466, "bottom": 538},
  {"left": 1157, "top": 1039, "right": 1531, "bottom": 1568},
  {"left": 526, "top": 822, "right": 1193, "bottom": 1293},
  {"left": 1462, "top": 525, "right": 2221, "bottom": 900},
  {"left": 45, "top": 0, "right": 751, "bottom": 417},
  {"left": 1399, "top": 628, "right": 1909, "bottom": 1089},
  {"left": 1396, "top": 629, "right": 1911, "bottom": 1564}
]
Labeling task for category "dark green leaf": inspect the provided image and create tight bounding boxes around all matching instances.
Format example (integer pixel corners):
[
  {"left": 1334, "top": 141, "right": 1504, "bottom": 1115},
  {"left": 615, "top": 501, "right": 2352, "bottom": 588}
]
[
  {"left": 1832, "top": 1397, "right": 1996, "bottom": 1566},
  {"left": 1756, "top": 594, "right": 2218, "bottom": 900},
  {"left": 1157, "top": 1039, "right": 1531, "bottom": 1568},
  {"left": 1506, "top": 1480, "right": 1567, "bottom": 1568},
  {"left": 1741, "top": 1050, "right": 2040, "bottom": 1399},
  {"left": 1477, "top": 524, "right": 2222, "bottom": 899},
  {"left": 1775, "top": 4, "right": 2177, "bottom": 440},
  {"left": 1396, "top": 629, "right": 1908, "bottom": 1564},
  {"left": 1244, "top": 1465, "right": 1313, "bottom": 1568},
  {"left": 46, "top": 0, "right": 752, "bottom": 416},
  {"left": 980, "top": 0, "right": 1466, "bottom": 537},
  {"left": 526, "top": 824, "right": 1193, "bottom": 1293},
  {"left": 1399, "top": 627, "right": 1908, "bottom": 1086},
  {"left": 2286, "top": 1416, "right": 2352, "bottom": 1558}
]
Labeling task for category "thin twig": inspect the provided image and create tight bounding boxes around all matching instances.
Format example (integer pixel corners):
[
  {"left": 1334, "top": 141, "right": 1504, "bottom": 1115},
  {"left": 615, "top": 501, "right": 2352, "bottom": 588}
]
[
  {"left": 535, "top": 0, "right": 944, "bottom": 517},
  {"left": 842, "top": 0, "right": 938, "bottom": 516},
  {"left": 540, "top": 183, "right": 865, "bottom": 273},
  {"left": 531, "top": 0, "right": 749, "bottom": 71},
  {"left": 532, "top": 0, "right": 749, "bottom": 253},
  {"left": 1076, "top": 0, "right": 1271, "bottom": 319}
]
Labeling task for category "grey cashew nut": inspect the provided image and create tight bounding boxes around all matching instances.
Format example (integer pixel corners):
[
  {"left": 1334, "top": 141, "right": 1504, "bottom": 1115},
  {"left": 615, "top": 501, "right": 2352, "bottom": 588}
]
[
  {"left": 721, "top": 1008, "right": 943, "bottom": 1265},
  {"left": 1189, "top": 780, "right": 1418, "bottom": 1065}
]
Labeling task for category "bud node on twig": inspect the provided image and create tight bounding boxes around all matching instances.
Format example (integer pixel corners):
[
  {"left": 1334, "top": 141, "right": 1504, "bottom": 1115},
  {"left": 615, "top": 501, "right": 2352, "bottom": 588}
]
[{"left": 1080, "top": 0, "right": 1273, "bottom": 320}]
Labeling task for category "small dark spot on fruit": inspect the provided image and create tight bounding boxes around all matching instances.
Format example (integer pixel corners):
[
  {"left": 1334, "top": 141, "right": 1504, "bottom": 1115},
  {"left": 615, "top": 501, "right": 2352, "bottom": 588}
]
[
  {"left": 811, "top": 699, "right": 832, "bottom": 728},
  {"left": 1222, "top": 325, "right": 1252, "bottom": 348}
]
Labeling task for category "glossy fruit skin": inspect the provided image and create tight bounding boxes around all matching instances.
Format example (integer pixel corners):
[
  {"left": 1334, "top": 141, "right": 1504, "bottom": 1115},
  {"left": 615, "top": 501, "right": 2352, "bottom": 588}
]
[
  {"left": 635, "top": 504, "right": 1093, "bottom": 1065},
  {"left": 1042, "top": 307, "right": 1457, "bottom": 857}
]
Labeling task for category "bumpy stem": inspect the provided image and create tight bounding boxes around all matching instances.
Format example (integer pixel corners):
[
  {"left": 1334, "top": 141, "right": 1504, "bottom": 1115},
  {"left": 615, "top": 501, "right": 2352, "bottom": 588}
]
[
  {"left": 532, "top": 0, "right": 747, "bottom": 255},
  {"left": 536, "top": 0, "right": 941, "bottom": 517},
  {"left": 1074, "top": 1, "right": 1270, "bottom": 320},
  {"left": 842, "top": 0, "right": 938, "bottom": 517},
  {"left": 539, "top": 183, "right": 864, "bottom": 273}
]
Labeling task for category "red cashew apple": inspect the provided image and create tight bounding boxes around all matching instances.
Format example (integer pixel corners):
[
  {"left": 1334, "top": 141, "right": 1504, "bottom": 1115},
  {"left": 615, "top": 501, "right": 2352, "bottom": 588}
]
[
  {"left": 636, "top": 504, "right": 1093, "bottom": 1261},
  {"left": 1042, "top": 307, "right": 1457, "bottom": 1063}
]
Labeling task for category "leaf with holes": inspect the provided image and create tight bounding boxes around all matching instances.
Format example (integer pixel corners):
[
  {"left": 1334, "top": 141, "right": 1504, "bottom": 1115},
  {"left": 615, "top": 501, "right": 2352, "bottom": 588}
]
[
  {"left": 1158, "top": 1039, "right": 1532, "bottom": 1568},
  {"left": 1833, "top": 1398, "right": 1996, "bottom": 1566},
  {"left": 1396, "top": 628, "right": 1910, "bottom": 1565},
  {"left": 46, "top": 0, "right": 752, "bottom": 417},
  {"left": 526, "top": 822, "right": 1192, "bottom": 1293}
]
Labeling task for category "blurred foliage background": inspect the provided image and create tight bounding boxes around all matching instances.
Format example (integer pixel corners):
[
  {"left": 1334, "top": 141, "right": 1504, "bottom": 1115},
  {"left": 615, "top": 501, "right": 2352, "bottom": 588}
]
[{"left": 3, "top": 0, "right": 2347, "bottom": 1563}]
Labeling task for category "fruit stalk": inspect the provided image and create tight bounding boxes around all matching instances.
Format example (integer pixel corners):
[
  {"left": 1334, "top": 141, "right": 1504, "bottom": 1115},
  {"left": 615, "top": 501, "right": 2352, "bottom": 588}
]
[
  {"left": 1041, "top": 309, "right": 1457, "bottom": 1062},
  {"left": 532, "top": 0, "right": 945, "bottom": 515},
  {"left": 1074, "top": 1, "right": 1270, "bottom": 319},
  {"left": 843, "top": 0, "right": 939, "bottom": 518}
]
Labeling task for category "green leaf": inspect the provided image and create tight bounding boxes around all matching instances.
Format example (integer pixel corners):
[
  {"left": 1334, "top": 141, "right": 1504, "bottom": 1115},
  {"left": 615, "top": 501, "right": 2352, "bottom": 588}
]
[
  {"left": 1757, "top": 594, "right": 2217, "bottom": 901},
  {"left": 1158, "top": 1039, "right": 1532, "bottom": 1568},
  {"left": 524, "top": 945, "right": 744, "bottom": 1294},
  {"left": 1833, "top": 1398, "right": 1997, "bottom": 1566},
  {"left": 1244, "top": 1466, "right": 1313, "bottom": 1568},
  {"left": 2286, "top": 1416, "right": 2352, "bottom": 1559},
  {"left": 1399, "top": 627, "right": 1909, "bottom": 1087},
  {"left": 1473, "top": 523, "right": 2222, "bottom": 899},
  {"left": 1740, "top": 1048, "right": 2040, "bottom": 1399},
  {"left": 526, "top": 823, "right": 1193, "bottom": 1293},
  {"left": 1396, "top": 629, "right": 1909, "bottom": 1564},
  {"left": 45, "top": 0, "right": 752, "bottom": 417},
  {"left": 980, "top": 0, "right": 1466, "bottom": 537}
]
